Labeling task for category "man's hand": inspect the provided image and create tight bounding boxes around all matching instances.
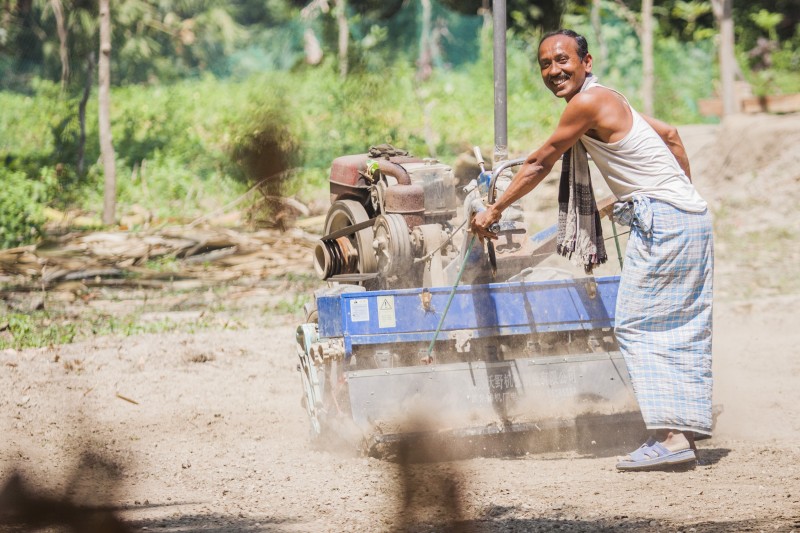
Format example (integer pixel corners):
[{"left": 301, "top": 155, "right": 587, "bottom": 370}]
[{"left": 470, "top": 205, "right": 501, "bottom": 243}]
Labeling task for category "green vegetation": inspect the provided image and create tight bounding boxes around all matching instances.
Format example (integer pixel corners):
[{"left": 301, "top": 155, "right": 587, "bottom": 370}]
[
  {"left": 0, "top": 37, "right": 717, "bottom": 234},
  {"left": 267, "top": 293, "right": 312, "bottom": 316},
  {"left": 0, "top": 168, "right": 53, "bottom": 248},
  {"left": 0, "top": 308, "right": 216, "bottom": 351},
  {"left": 0, "top": 312, "right": 78, "bottom": 349},
  {"left": 0, "top": 0, "right": 798, "bottom": 248}
]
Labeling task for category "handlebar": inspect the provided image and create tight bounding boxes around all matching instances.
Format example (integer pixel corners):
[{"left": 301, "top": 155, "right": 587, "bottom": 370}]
[
  {"left": 488, "top": 157, "right": 526, "bottom": 204},
  {"left": 468, "top": 198, "right": 501, "bottom": 233}
]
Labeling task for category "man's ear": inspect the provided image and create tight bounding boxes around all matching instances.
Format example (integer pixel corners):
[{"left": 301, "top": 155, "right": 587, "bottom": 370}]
[{"left": 584, "top": 53, "right": 593, "bottom": 73}]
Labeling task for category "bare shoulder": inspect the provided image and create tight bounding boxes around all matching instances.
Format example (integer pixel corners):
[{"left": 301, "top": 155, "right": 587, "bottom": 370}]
[
  {"left": 567, "top": 86, "right": 622, "bottom": 114},
  {"left": 571, "top": 87, "right": 632, "bottom": 142},
  {"left": 584, "top": 86, "right": 627, "bottom": 107}
]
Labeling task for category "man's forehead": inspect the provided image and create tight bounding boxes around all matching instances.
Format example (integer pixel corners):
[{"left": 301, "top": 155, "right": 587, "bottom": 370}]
[{"left": 538, "top": 35, "right": 579, "bottom": 59}]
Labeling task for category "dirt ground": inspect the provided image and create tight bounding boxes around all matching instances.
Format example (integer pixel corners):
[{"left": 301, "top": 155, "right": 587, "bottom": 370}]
[{"left": 2, "top": 113, "right": 800, "bottom": 532}]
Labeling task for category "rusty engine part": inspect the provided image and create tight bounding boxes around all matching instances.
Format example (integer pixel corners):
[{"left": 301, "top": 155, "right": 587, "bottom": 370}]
[
  {"left": 313, "top": 148, "right": 540, "bottom": 290},
  {"left": 314, "top": 151, "right": 459, "bottom": 288}
]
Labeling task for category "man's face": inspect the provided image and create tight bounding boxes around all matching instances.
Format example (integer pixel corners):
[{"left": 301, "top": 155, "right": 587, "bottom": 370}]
[{"left": 538, "top": 35, "right": 592, "bottom": 101}]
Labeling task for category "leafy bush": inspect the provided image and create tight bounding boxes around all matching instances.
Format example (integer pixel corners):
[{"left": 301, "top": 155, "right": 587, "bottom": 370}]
[
  {"left": 0, "top": 168, "right": 53, "bottom": 248},
  {"left": 0, "top": 79, "right": 74, "bottom": 175},
  {"left": 654, "top": 37, "right": 716, "bottom": 123}
]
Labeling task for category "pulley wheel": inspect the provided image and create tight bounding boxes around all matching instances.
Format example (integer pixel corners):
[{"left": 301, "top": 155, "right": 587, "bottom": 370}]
[
  {"left": 323, "top": 200, "right": 378, "bottom": 276},
  {"left": 374, "top": 214, "right": 413, "bottom": 280}
]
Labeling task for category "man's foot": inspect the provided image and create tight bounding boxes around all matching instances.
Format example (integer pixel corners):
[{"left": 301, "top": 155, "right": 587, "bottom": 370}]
[
  {"left": 615, "top": 430, "right": 698, "bottom": 471},
  {"left": 656, "top": 429, "right": 696, "bottom": 453},
  {"left": 615, "top": 443, "right": 696, "bottom": 471},
  {"left": 617, "top": 436, "right": 657, "bottom": 463}
]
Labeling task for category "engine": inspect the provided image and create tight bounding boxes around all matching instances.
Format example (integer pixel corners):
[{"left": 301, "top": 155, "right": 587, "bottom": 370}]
[{"left": 313, "top": 148, "right": 540, "bottom": 290}]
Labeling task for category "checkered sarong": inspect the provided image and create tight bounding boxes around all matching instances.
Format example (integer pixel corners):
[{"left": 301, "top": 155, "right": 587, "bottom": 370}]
[{"left": 614, "top": 197, "right": 714, "bottom": 436}]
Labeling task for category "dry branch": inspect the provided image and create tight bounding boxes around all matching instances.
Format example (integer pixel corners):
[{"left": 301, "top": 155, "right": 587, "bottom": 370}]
[{"left": 0, "top": 225, "right": 319, "bottom": 290}]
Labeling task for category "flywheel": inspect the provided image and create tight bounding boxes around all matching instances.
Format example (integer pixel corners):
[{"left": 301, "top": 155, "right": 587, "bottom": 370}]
[
  {"left": 373, "top": 214, "right": 413, "bottom": 283},
  {"left": 317, "top": 200, "right": 378, "bottom": 281}
]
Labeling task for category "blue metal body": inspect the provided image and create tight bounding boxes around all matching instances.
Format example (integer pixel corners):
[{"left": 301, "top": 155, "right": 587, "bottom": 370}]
[
  {"left": 302, "top": 227, "right": 643, "bottom": 447},
  {"left": 317, "top": 275, "right": 620, "bottom": 358}
]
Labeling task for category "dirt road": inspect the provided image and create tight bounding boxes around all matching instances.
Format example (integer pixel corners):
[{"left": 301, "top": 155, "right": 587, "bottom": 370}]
[
  {"left": 2, "top": 114, "right": 800, "bottom": 532},
  {"left": 1, "top": 296, "right": 799, "bottom": 532}
]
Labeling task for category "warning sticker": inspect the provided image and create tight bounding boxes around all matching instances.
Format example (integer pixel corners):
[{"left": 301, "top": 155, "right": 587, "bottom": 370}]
[
  {"left": 377, "top": 295, "right": 396, "bottom": 328},
  {"left": 350, "top": 298, "right": 369, "bottom": 322}
]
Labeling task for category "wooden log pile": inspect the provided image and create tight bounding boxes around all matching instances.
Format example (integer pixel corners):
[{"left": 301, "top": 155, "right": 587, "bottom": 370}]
[{"left": 0, "top": 226, "right": 319, "bottom": 288}]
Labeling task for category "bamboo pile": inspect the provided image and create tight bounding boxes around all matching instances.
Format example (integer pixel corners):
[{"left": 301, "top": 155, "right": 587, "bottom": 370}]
[{"left": 0, "top": 226, "right": 319, "bottom": 288}]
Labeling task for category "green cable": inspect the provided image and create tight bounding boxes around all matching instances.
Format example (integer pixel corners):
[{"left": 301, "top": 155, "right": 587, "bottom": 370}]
[
  {"left": 426, "top": 234, "right": 477, "bottom": 361},
  {"left": 611, "top": 218, "right": 624, "bottom": 270}
]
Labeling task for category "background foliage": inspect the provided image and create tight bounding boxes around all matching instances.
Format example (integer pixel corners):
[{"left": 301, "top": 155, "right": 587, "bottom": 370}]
[{"left": 1, "top": 0, "right": 798, "bottom": 246}]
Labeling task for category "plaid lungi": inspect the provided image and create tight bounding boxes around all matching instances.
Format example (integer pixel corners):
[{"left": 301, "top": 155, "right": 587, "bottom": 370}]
[{"left": 614, "top": 197, "right": 714, "bottom": 436}]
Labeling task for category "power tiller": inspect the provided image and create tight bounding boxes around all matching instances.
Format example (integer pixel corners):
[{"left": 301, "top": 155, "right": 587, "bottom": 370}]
[
  {"left": 294, "top": 147, "right": 644, "bottom": 456},
  {"left": 294, "top": 0, "right": 643, "bottom": 457}
]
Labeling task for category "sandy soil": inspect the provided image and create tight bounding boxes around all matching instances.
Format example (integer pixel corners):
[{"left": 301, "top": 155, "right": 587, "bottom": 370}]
[{"left": 2, "top": 114, "right": 800, "bottom": 532}]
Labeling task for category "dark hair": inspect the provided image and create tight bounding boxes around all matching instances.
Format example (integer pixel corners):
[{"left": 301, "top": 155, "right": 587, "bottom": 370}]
[{"left": 539, "top": 29, "right": 589, "bottom": 60}]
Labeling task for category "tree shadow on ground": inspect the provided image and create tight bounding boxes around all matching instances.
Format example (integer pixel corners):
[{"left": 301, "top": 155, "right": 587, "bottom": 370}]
[
  {"left": 432, "top": 515, "right": 800, "bottom": 533},
  {"left": 0, "top": 453, "right": 130, "bottom": 532},
  {"left": 127, "top": 513, "right": 301, "bottom": 533},
  {"left": 121, "top": 515, "right": 800, "bottom": 533}
]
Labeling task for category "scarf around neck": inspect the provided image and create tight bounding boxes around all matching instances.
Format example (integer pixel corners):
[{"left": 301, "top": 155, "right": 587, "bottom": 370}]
[{"left": 555, "top": 73, "right": 608, "bottom": 274}]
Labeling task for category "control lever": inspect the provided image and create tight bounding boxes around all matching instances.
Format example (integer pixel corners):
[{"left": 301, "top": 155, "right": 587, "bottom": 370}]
[{"left": 473, "top": 146, "right": 497, "bottom": 277}]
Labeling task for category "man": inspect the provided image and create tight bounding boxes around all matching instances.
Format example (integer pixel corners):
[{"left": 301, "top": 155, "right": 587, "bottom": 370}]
[{"left": 470, "top": 29, "right": 713, "bottom": 471}]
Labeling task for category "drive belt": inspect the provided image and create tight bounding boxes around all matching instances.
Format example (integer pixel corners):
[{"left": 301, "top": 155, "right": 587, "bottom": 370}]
[{"left": 320, "top": 218, "right": 376, "bottom": 241}]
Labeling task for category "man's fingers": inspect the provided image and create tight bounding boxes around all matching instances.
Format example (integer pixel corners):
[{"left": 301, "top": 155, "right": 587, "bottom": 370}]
[
  {"left": 469, "top": 212, "right": 499, "bottom": 242},
  {"left": 477, "top": 229, "right": 497, "bottom": 242}
]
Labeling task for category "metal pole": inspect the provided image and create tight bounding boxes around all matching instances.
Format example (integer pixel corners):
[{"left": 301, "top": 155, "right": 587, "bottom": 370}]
[{"left": 493, "top": 0, "right": 508, "bottom": 164}]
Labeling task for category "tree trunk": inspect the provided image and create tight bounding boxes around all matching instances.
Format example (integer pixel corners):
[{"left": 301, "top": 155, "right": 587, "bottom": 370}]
[
  {"left": 481, "top": 0, "right": 491, "bottom": 32},
  {"left": 77, "top": 52, "right": 95, "bottom": 177},
  {"left": 2, "top": 1, "right": 12, "bottom": 41},
  {"left": 417, "top": 0, "right": 432, "bottom": 81},
  {"left": 641, "top": 0, "right": 654, "bottom": 115},
  {"left": 98, "top": 0, "right": 116, "bottom": 225},
  {"left": 712, "top": 0, "right": 736, "bottom": 115},
  {"left": 590, "top": 0, "right": 607, "bottom": 78},
  {"left": 335, "top": 0, "right": 348, "bottom": 79},
  {"left": 50, "top": 0, "right": 69, "bottom": 88},
  {"left": 303, "top": 27, "right": 323, "bottom": 65}
]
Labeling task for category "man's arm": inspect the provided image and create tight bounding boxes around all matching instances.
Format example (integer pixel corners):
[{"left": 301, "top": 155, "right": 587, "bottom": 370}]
[
  {"left": 471, "top": 93, "right": 597, "bottom": 240},
  {"left": 641, "top": 114, "right": 692, "bottom": 181}
]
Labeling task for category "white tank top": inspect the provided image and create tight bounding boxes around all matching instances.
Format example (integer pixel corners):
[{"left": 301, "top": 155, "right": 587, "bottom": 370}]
[{"left": 579, "top": 95, "right": 707, "bottom": 213}]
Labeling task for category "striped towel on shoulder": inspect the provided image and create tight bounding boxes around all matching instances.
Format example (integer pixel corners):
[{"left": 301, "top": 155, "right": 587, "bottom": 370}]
[{"left": 556, "top": 74, "right": 607, "bottom": 274}]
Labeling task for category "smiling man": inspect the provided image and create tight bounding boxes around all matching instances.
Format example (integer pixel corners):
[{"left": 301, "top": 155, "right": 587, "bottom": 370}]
[{"left": 470, "top": 29, "right": 714, "bottom": 472}]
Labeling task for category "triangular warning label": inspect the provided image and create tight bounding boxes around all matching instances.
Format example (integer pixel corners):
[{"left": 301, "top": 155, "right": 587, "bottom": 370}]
[{"left": 380, "top": 298, "right": 393, "bottom": 310}]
